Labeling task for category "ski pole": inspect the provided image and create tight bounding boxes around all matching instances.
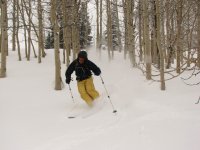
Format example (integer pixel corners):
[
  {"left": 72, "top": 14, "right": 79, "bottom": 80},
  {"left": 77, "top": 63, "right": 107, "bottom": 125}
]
[
  {"left": 195, "top": 96, "right": 200, "bottom": 104},
  {"left": 68, "top": 84, "right": 75, "bottom": 103},
  {"left": 100, "top": 75, "right": 117, "bottom": 113}
]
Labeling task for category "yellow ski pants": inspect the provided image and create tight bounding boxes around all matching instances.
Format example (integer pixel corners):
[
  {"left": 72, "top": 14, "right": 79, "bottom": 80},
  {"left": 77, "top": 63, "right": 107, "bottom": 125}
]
[{"left": 77, "top": 77, "right": 99, "bottom": 106}]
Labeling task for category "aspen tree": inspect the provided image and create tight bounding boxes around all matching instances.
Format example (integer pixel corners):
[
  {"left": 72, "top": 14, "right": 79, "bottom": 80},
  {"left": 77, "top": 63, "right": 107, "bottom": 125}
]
[
  {"left": 5, "top": 1, "right": 8, "bottom": 56},
  {"left": 113, "top": 0, "right": 122, "bottom": 51},
  {"left": 127, "top": 0, "right": 136, "bottom": 67},
  {"left": 37, "top": 0, "right": 45, "bottom": 63},
  {"left": 51, "top": 0, "right": 62, "bottom": 90},
  {"left": 16, "top": 0, "right": 21, "bottom": 61},
  {"left": 160, "top": 0, "right": 166, "bottom": 62},
  {"left": 122, "top": 0, "right": 127, "bottom": 58},
  {"left": 197, "top": 1, "right": 200, "bottom": 68},
  {"left": 0, "top": 0, "right": 7, "bottom": 78},
  {"left": 62, "top": 0, "right": 71, "bottom": 66},
  {"left": 71, "top": 0, "right": 80, "bottom": 60},
  {"left": 20, "top": 1, "right": 28, "bottom": 58},
  {"left": 100, "top": 0, "right": 103, "bottom": 48},
  {"left": 96, "top": 0, "right": 100, "bottom": 49},
  {"left": 142, "top": 0, "right": 151, "bottom": 80},
  {"left": 155, "top": 0, "right": 165, "bottom": 90},
  {"left": 12, "top": 0, "right": 16, "bottom": 51},
  {"left": 138, "top": 0, "right": 143, "bottom": 61},
  {"left": 106, "top": 0, "right": 112, "bottom": 59},
  {"left": 166, "top": 0, "right": 176, "bottom": 69},
  {"left": 176, "top": 0, "right": 183, "bottom": 74},
  {"left": 83, "top": 2, "right": 89, "bottom": 48},
  {"left": 27, "top": 0, "right": 31, "bottom": 60},
  {"left": 151, "top": 0, "right": 159, "bottom": 66}
]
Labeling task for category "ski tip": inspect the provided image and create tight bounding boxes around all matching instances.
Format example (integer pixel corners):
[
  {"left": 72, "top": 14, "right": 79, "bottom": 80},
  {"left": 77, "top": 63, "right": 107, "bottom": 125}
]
[
  {"left": 68, "top": 116, "right": 76, "bottom": 119},
  {"left": 113, "top": 110, "right": 117, "bottom": 113}
]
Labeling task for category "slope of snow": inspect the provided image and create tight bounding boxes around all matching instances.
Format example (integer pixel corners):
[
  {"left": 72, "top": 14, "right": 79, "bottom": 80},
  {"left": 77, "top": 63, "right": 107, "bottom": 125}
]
[{"left": 0, "top": 49, "right": 200, "bottom": 150}]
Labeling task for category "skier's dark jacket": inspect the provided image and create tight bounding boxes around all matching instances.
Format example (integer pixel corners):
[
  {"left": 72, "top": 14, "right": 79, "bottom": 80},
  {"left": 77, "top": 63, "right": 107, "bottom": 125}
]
[{"left": 65, "top": 56, "right": 101, "bottom": 82}]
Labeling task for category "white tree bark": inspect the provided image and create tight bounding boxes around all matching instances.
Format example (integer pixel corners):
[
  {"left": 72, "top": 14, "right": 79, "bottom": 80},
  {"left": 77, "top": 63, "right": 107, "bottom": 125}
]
[
  {"left": 142, "top": 0, "right": 151, "bottom": 80},
  {"left": 16, "top": 0, "right": 21, "bottom": 61},
  {"left": 0, "top": 0, "right": 7, "bottom": 77},
  {"left": 62, "top": 0, "right": 71, "bottom": 66},
  {"left": 27, "top": 0, "right": 31, "bottom": 61},
  {"left": 100, "top": 0, "right": 103, "bottom": 49},
  {"left": 12, "top": 0, "right": 16, "bottom": 51},
  {"left": 197, "top": 1, "right": 200, "bottom": 68},
  {"left": 127, "top": 0, "right": 136, "bottom": 67},
  {"left": 20, "top": 1, "right": 28, "bottom": 58},
  {"left": 38, "top": 0, "right": 45, "bottom": 63},
  {"left": 138, "top": 0, "right": 143, "bottom": 61},
  {"left": 106, "top": 0, "right": 112, "bottom": 59},
  {"left": 72, "top": 0, "right": 80, "bottom": 60},
  {"left": 155, "top": 0, "right": 165, "bottom": 90},
  {"left": 176, "top": 0, "right": 183, "bottom": 74},
  {"left": 96, "top": 0, "right": 100, "bottom": 49},
  {"left": 51, "top": 0, "right": 62, "bottom": 90},
  {"left": 114, "top": 0, "right": 122, "bottom": 51}
]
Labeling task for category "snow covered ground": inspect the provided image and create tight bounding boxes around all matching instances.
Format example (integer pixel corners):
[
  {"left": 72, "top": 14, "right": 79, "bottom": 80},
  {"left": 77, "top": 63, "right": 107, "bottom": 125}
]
[{"left": 0, "top": 49, "right": 200, "bottom": 150}]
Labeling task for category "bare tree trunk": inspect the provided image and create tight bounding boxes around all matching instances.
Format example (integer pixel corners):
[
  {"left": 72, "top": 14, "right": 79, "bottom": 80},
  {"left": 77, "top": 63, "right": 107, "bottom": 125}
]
[
  {"left": 197, "top": 1, "right": 200, "bottom": 68},
  {"left": 122, "top": 0, "right": 127, "bottom": 59},
  {"left": 12, "top": 0, "right": 16, "bottom": 51},
  {"left": 22, "top": 0, "right": 39, "bottom": 42},
  {"left": 51, "top": 0, "right": 62, "bottom": 90},
  {"left": 165, "top": 0, "right": 170, "bottom": 67},
  {"left": 27, "top": 0, "right": 31, "bottom": 60},
  {"left": 176, "top": 0, "right": 183, "bottom": 74},
  {"left": 62, "top": 0, "right": 71, "bottom": 66},
  {"left": 20, "top": 1, "right": 28, "bottom": 58},
  {"left": 0, "top": 0, "right": 7, "bottom": 77},
  {"left": 142, "top": 0, "right": 151, "bottom": 80},
  {"left": 61, "top": 5, "right": 66, "bottom": 65},
  {"left": 96, "top": 0, "right": 100, "bottom": 49},
  {"left": 155, "top": 0, "right": 165, "bottom": 90},
  {"left": 72, "top": 25, "right": 76, "bottom": 60},
  {"left": 138, "top": 0, "right": 143, "bottom": 61},
  {"left": 114, "top": 0, "right": 122, "bottom": 52},
  {"left": 166, "top": 0, "right": 176, "bottom": 69},
  {"left": 72, "top": 0, "right": 80, "bottom": 60},
  {"left": 20, "top": 0, "right": 38, "bottom": 59},
  {"left": 5, "top": 2, "right": 8, "bottom": 56},
  {"left": 151, "top": 0, "right": 159, "bottom": 66},
  {"left": 83, "top": 2, "right": 88, "bottom": 48},
  {"left": 106, "top": 0, "right": 112, "bottom": 59},
  {"left": 38, "top": 0, "right": 44, "bottom": 63},
  {"left": 100, "top": 0, "right": 103, "bottom": 49},
  {"left": 160, "top": 0, "right": 166, "bottom": 62},
  {"left": 16, "top": 0, "right": 21, "bottom": 61},
  {"left": 127, "top": 0, "right": 136, "bottom": 66},
  {"left": 30, "top": 40, "right": 37, "bottom": 58},
  {"left": 186, "top": 2, "right": 194, "bottom": 68},
  {"left": 28, "top": 0, "right": 31, "bottom": 60}
]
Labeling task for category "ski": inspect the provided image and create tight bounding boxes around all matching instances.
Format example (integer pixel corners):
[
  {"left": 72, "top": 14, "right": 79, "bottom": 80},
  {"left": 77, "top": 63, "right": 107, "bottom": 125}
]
[
  {"left": 67, "top": 99, "right": 107, "bottom": 119},
  {"left": 66, "top": 108, "right": 85, "bottom": 119},
  {"left": 195, "top": 96, "right": 200, "bottom": 104},
  {"left": 68, "top": 116, "right": 76, "bottom": 119}
]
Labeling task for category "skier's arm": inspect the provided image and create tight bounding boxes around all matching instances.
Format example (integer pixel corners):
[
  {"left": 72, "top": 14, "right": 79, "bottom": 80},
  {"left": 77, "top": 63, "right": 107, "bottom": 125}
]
[
  {"left": 65, "top": 60, "right": 76, "bottom": 80},
  {"left": 88, "top": 60, "right": 101, "bottom": 76}
]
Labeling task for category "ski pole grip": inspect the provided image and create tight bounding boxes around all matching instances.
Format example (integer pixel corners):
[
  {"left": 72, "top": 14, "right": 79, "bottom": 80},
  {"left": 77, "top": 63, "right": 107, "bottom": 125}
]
[{"left": 100, "top": 75, "right": 104, "bottom": 84}]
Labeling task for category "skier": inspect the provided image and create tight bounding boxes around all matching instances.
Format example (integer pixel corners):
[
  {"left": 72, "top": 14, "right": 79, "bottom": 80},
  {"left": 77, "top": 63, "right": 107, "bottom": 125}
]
[{"left": 65, "top": 50, "right": 101, "bottom": 107}]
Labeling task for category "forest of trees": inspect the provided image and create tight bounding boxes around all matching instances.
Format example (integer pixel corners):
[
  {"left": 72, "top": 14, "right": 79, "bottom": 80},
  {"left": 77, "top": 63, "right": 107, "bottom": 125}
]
[{"left": 0, "top": 0, "right": 200, "bottom": 90}]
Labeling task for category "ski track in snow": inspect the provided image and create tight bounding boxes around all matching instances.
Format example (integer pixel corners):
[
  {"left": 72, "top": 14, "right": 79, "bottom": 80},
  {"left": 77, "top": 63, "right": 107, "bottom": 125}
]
[{"left": 0, "top": 49, "right": 200, "bottom": 150}]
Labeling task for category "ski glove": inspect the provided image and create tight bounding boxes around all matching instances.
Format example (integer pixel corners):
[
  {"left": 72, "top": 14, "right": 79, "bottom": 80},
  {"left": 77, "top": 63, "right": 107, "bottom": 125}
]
[
  {"left": 65, "top": 78, "right": 71, "bottom": 84},
  {"left": 94, "top": 70, "right": 101, "bottom": 76}
]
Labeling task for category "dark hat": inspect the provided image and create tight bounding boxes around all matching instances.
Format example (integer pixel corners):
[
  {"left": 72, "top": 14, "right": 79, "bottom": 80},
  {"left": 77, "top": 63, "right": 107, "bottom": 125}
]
[{"left": 78, "top": 50, "right": 87, "bottom": 59}]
